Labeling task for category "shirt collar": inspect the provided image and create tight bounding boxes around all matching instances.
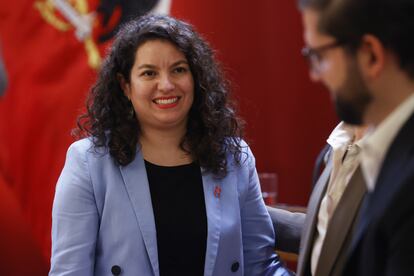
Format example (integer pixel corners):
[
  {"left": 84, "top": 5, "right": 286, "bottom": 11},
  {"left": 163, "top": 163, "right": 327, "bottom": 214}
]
[
  {"left": 360, "top": 93, "right": 414, "bottom": 191},
  {"left": 326, "top": 122, "right": 356, "bottom": 150}
]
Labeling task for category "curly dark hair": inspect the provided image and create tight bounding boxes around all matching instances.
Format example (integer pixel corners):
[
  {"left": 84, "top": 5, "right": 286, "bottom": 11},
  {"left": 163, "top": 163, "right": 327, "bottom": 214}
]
[{"left": 76, "top": 14, "right": 245, "bottom": 178}]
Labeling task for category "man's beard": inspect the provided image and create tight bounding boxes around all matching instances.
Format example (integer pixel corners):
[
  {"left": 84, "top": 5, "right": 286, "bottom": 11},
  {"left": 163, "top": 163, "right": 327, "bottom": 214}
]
[{"left": 333, "top": 61, "right": 372, "bottom": 125}]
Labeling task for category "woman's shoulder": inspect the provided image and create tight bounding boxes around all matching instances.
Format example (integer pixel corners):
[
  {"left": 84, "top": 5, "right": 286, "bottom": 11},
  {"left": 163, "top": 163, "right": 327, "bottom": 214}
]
[
  {"left": 225, "top": 137, "right": 249, "bottom": 149},
  {"left": 225, "top": 137, "right": 254, "bottom": 165},
  {"left": 67, "top": 137, "right": 109, "bottom": 159},
  {"left": 69, "top": 137, "right": 93, "bottom": 149},
  {"left": 67, "top": 137, "right": 93, "bottom": 155}
]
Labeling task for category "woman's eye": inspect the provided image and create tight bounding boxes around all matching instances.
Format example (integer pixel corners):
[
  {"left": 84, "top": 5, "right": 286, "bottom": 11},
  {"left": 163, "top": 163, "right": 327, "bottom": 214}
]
[
  {"left": 173, "top": 67, "right": 188, "bottom": 74},
  {"left": 141, "top": 70, "right": 156, "bottom": 77}
]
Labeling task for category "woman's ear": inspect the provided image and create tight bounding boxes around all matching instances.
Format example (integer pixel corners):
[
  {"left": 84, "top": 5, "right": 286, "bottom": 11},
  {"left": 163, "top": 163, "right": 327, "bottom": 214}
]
[{"left": 117, "top": 73, "right": 131, "bottom": 99}]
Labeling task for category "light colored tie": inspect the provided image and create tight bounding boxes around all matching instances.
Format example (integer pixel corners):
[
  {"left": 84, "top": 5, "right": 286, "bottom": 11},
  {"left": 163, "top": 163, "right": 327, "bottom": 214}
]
[{"left": 326, "top": 144, "right": 360, "bottom": 220}]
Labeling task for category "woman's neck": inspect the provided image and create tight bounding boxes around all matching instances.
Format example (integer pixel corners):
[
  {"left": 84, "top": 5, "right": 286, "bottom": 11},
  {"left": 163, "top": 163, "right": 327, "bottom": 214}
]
[{"left": 139, "top": 126, "right": 193, "bottom": 166}]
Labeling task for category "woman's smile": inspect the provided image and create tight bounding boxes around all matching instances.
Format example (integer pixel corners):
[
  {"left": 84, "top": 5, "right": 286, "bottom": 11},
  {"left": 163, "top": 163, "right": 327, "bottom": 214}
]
[{"left": 153, "top": 96, "right": 181, "bottom": 109}]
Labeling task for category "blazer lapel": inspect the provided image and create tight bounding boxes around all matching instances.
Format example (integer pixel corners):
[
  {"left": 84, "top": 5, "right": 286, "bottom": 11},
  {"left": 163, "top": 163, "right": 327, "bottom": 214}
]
[
  {"left": 201, "top": 170, "right": 222, "bottom": 276},
  {"left": 296, "top": 158, "right": 333, "bottom": 276},
  {"left": 119, "top": 151, "right": 159, "bottom": 276},
  {"left": 315, "top": 166, "right": 366, "bottom": 276}
]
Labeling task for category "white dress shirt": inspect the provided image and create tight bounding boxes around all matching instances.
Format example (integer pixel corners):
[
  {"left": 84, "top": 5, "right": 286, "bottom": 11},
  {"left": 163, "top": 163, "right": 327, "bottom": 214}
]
[
  {"left": 311, "top": 122, "right": 365, "bottom": 275},
  {"left": 360, "top": 93, "right": 414, "bottom": 191}
]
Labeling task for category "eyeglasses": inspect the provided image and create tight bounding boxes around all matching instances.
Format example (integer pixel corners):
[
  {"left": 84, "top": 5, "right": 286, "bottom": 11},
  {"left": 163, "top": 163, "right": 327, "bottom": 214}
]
[{"left": 301, "top": 41, "right": 346, "bottom": 73}]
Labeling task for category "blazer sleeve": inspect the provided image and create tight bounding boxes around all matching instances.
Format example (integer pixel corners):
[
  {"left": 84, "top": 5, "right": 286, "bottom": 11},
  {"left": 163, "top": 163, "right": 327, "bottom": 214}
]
[
  {"left": 267, "top": 206, "right": 305, "bottom": 254},
  {"left": 240, "top": 146, "right": 291, "bottom": 276},
  {"left": 49, "top": 141, "right": 99, "bottom": 276}
]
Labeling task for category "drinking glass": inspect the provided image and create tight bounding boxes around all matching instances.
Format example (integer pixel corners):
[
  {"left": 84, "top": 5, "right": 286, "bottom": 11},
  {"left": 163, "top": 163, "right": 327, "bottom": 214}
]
[{"left": 259, "top": 172, "right": 278, "bottom": 206}]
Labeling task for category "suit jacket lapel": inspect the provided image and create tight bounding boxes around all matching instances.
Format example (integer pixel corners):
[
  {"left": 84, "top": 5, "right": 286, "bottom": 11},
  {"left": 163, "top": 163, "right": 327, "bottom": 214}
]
[
  {"left": 119, "top": 151, "right": 159, "bottom": 276},
  {"left": 349, "top": 112, "right": 414, "bottom": 256},
  {"left": 315, "top": 166, "right": 366, "bottom": 276},
  {"left": 297, "top": 158, "right": 333, "bottom": 276},
  {"left": 201, "top": 170, "right": 222, "bottom": 276}
]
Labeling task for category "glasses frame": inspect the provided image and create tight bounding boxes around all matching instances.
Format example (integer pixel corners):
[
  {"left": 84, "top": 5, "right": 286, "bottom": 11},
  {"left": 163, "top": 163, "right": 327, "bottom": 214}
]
[{"left": 301, "top": 41, "right": 346, "bottom": 73}]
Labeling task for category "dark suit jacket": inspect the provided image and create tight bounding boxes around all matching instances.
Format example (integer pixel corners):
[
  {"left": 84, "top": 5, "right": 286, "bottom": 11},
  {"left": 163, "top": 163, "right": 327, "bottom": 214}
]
[
  {"left": 312, "top": 144, "right": 331, "bottom": 188},
  {"left": 268, "top": 145, "right": 332, "bottom": 255},
  {"left": 270, "top": 143, "right": 366, "bottom": 276},
  {"left": 343, "top": 112, "right": 414, "bottom": 276}
]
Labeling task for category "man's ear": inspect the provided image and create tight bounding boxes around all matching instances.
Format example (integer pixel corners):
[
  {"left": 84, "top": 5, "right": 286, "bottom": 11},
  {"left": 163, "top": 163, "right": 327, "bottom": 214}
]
[
  {"left": 357, "top": 34, "right": 386, "bottom": 80},
  {"left": 117, "top": 73, "right": 131, "bottom": 99}
]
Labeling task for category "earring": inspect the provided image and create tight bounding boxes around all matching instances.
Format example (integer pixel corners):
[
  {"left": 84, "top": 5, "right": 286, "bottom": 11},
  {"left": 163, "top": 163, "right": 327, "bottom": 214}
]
[{"left": 128, "top": 102, "right": 135, "bottom": 119}]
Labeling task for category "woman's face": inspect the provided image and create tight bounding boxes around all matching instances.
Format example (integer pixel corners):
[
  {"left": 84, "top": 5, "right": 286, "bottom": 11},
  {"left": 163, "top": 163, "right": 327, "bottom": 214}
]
[{"left": 122, "top": 39, "right": 194, "bottom": 132}]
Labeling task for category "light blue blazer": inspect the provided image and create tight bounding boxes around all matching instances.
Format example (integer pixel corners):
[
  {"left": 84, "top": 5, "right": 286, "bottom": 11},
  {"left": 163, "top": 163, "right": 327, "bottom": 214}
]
[{"left": 49, "top": 138, "right": 285, "bottom": 276}]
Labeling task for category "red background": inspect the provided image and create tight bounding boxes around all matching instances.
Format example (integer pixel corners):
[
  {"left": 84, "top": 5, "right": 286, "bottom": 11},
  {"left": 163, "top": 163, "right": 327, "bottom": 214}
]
[{"left": 171, "top": 1, "right": 337, "bottom": 204}]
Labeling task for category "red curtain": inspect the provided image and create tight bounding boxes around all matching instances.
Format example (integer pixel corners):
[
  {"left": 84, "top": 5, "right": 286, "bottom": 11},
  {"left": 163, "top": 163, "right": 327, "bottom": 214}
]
[{"left": 171, "top": 2, "right": 336, "bottom": 204}]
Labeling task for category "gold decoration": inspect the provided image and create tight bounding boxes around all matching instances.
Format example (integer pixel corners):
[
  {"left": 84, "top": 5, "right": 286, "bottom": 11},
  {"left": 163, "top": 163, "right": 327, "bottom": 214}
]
[{"left": 34, "top": 0, "right": 102, "bottom": 69}]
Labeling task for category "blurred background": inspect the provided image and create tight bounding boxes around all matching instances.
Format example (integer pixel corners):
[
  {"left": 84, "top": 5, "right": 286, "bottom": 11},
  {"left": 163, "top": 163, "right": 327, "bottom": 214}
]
[{"left": 0, "top": 0, "right": 336, "bottom": 270}]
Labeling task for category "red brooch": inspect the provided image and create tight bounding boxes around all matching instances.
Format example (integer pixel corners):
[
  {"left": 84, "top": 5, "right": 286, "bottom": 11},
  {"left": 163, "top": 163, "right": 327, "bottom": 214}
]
[{"left": 214, "top": 186, "right": 221, "bottom": 198}]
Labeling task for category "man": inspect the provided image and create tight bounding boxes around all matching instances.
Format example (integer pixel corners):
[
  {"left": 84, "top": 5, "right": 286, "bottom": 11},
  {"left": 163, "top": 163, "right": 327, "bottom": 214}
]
[
  {"left": 273, "top": 0, "right": 414, "bottom": 275},
  {"left": 269, "top": 123, "right": 368, "bottom": 276}
]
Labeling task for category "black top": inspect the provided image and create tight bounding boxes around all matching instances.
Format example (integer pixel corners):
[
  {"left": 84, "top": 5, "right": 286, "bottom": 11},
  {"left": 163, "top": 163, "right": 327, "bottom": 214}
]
[{"left": 145, "top": 160, "right": 207, "bottom": 276}]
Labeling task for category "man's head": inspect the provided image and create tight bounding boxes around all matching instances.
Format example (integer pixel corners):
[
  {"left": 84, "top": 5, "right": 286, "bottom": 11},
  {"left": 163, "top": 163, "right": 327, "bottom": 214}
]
[{"left": 299, "top": 0, "right": 414, "bottom": 125}]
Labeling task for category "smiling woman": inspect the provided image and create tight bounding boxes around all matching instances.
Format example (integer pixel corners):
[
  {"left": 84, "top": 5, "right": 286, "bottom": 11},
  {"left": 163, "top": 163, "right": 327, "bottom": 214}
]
[
  {"left": 49, "top": 14, "right": 291, "bottom": 276},
  {"left": 119, "top": 39, "right": 195, "bottom": 140}
]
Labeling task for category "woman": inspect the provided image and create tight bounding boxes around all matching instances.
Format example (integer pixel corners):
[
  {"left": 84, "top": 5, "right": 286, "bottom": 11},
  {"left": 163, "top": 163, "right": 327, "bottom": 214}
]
[{"left": 50, "top": 15, "right": 288, "bottom": 276}]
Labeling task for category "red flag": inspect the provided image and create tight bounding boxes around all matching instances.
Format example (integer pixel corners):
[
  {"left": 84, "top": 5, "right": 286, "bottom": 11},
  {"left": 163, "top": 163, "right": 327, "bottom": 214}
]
[
  {"left": 0, "top": 0, "right": 172, "bottom": 263},
  {"left": 0, "top": 0, "right": 108, "bottom": 260}
]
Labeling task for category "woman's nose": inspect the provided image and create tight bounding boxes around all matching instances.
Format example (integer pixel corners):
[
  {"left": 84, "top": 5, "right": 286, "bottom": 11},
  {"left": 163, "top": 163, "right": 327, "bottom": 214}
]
[{"left": 158, "top": 74, "right": 175, "bottom": 92}]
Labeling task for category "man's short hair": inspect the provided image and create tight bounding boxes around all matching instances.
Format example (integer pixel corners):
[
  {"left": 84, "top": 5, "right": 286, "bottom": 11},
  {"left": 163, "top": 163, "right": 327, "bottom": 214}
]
[{"left": 298, "top": 0, "right": 414, "bottom": 78}]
